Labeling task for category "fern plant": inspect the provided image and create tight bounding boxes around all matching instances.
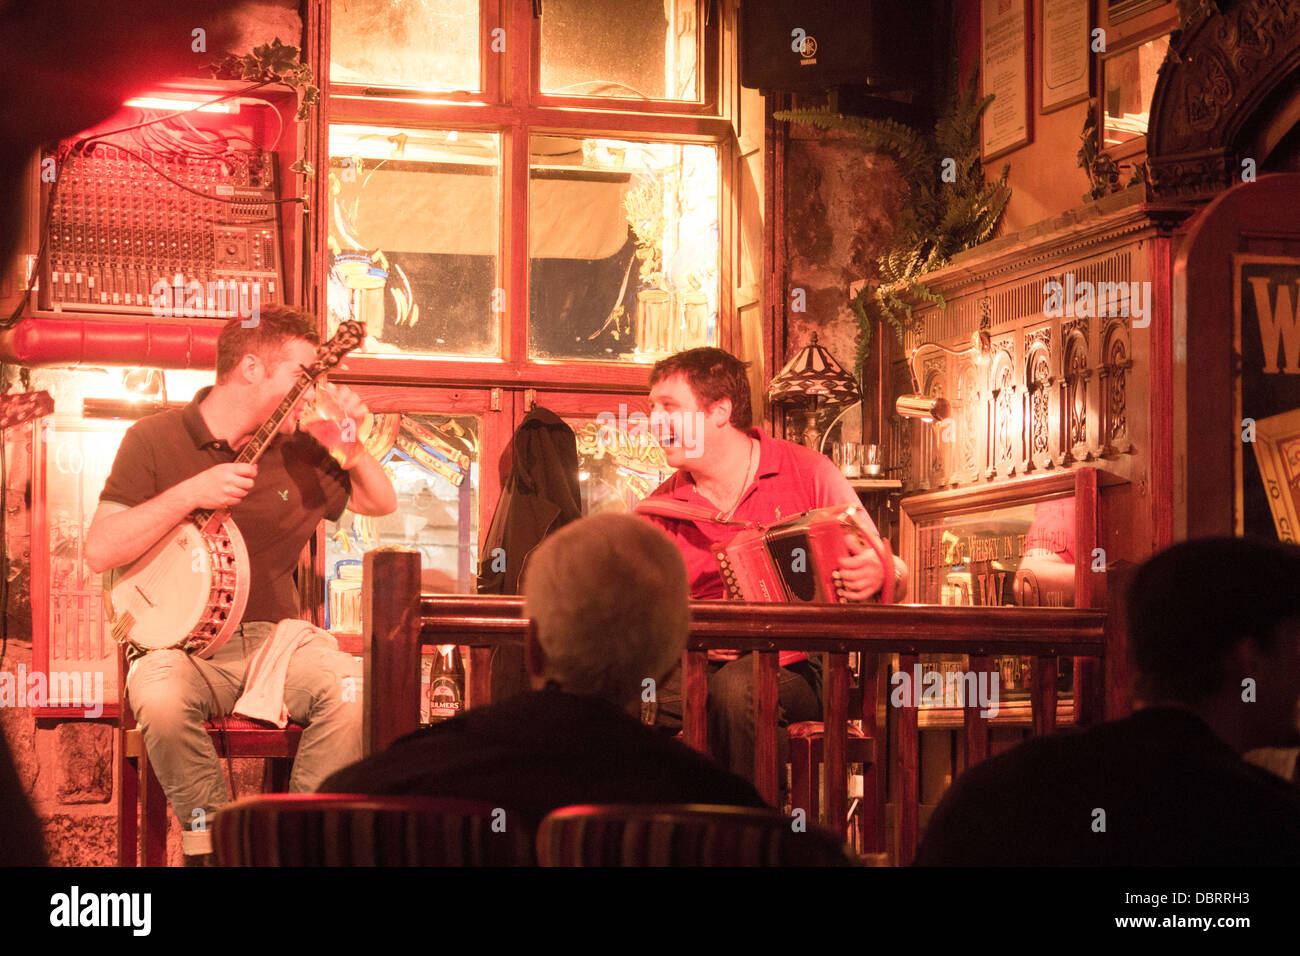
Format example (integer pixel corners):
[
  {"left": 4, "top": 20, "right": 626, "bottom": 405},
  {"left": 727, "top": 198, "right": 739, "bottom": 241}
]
[{"left": 776, "top": 72, "right": 1010, "bottom": 371}]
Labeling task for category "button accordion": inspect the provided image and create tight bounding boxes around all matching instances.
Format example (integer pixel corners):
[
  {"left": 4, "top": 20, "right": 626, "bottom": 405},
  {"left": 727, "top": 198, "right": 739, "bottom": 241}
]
[
  {"left": 635, "top": 498, "right": 894, "bottom": 604},
  {"left": 712, "top": 504, "right": 893, "bottom": 604}
]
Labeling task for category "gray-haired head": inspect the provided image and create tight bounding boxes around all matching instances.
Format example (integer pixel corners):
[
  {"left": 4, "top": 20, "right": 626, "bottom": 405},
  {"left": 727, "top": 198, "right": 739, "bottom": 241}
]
[{"left": 522, "top": 513, "right": 689, "bottom": 706}]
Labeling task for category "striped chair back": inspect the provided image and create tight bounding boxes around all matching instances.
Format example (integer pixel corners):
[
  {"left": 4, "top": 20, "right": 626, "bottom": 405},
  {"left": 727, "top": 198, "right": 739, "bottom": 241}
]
[
  {"left": 536, "top": 804, "right": 861, "bottom": 866},
  {"left": 212, "top": 793, "right": 534, "bottom": 866}
]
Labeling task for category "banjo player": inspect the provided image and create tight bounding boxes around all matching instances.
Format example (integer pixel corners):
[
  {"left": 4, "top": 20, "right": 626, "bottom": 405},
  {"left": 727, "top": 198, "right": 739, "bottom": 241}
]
[{"left": 85, "top": 306, "right": 397, "bottom": 865}]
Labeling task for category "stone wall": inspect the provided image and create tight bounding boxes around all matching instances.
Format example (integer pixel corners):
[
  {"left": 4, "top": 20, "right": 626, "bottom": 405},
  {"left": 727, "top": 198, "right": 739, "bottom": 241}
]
[{"left": 784, "top": 124, "right": 908, "bottom": 369}]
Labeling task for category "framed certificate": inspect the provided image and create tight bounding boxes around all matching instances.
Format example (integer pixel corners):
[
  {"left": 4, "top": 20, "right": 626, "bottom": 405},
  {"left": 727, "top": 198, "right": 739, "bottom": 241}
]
[
  {"left": 981, "top": 0, "right": 1032, "bottom": 161},
  {"left": 1040, "top": 0, "right": 1091, "bottom": 113}
]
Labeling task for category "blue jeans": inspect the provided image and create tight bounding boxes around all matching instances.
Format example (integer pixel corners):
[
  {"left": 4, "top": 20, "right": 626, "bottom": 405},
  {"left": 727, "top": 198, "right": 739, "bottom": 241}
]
[
  {"left": 655, "top": 655, "right": 823, "bottom": 783},
  {"left": 125, "top": 621, "right": 362, "bottom": 853}
]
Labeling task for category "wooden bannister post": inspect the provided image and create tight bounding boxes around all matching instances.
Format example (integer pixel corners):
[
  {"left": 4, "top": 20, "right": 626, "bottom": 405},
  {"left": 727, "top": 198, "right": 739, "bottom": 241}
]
[
  {"left": 363, "top": 548, "right": 422, "bottom": 755},
  {"left": 683, "top": 649, "right": 709, "bottom": 753},
  {"left": 468, "top": 646, "right": 493, "bottom": 709},
  {"left": 895, "top": 652, "right": 920, "bottom": 864},
  {"left": 1074, "top": 466, "right": 1104, "bottom": 726},
  {"left": 963, "top": 654, "right": 992, "bottom": 769},
  {"left": 1032, "top": 656, "right": 1059, "bottom": 737},
  {"left": 1104, "top": 560, "right": 1135, "bottom": 720},
  {"left": 754, "top": 650, "right": 781, "bottom": 805},
  {"left": 823, "top": 651, "right": 850, "bottom": 836}
]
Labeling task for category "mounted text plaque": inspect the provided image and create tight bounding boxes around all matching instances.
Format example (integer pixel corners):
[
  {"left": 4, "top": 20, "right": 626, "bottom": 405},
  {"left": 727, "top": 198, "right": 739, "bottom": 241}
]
[{"left": 981, "top": 0, "right": 1032, "bottom": 160}]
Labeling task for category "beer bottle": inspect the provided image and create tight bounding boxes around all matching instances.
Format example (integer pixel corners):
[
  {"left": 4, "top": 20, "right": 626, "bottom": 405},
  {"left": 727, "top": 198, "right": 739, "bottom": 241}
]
[{"left": 428, "top": 644, "right": 465, "bottom": 722}]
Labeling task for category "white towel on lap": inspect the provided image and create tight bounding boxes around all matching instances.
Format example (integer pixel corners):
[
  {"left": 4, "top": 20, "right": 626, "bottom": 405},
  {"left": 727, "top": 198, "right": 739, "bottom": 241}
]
[{"left": 233, "top": 618, "right": 339, "bottom": 728}]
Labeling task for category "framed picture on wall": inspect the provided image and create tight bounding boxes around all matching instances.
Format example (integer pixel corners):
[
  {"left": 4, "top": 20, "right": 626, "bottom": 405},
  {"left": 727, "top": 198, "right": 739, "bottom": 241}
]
[
  {"left": 1040, "top": 0, "right": 1092, "bottom": 113},
  {"left": 981, "top": 0, "right": 1033, "bottom": 160},
  {"left": 1099, "top": 28, "right": 1172, "bottom": 159}
]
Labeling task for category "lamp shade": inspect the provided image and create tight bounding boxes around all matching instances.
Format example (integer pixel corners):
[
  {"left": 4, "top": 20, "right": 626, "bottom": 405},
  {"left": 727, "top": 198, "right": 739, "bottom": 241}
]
[{"left": 767, "top": 333, "right": 860, "bottom": 406}]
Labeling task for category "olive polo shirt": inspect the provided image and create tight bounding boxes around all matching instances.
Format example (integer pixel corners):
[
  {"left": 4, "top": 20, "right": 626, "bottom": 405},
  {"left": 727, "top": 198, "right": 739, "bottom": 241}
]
[{"left": 98, "top": 385, "right": 352, "bottom": 624}]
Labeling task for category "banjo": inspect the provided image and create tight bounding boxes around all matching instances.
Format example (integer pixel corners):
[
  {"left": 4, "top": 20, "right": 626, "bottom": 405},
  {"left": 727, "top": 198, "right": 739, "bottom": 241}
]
[{"left": 104, "top": 320, "right": 365, "bottom": 659}]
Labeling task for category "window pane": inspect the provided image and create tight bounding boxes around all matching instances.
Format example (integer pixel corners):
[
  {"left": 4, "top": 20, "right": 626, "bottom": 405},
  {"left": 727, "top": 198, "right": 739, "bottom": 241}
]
[
  {"left": 330, "top": 0, "right": 480, "bottom": 92},
  {"left": 324, "top": 412, "right": 479, "bottom": 634},
  {"left": 540, "top": 0, "right": 699, "bottom": 101},
  {"left": 1102, "top": 34, "right": 1170, "bottom": 148},
  {"left": 328, "top": 125, "right": 500, "bottom": 357},
  {"left": 564, "top": 410, "right": 672, "bottom": 514},
  {"left": 529, "top": 135, "right": 719, "bottom": 363}
]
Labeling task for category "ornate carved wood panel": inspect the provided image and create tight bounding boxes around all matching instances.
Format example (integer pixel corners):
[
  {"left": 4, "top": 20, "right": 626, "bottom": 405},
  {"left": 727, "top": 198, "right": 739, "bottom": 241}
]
[
  {"left": 1100, "top": 318, "right": 1134, "bottom": 457},
  {"left": 889, "top": 210, "right": 1160, "bottom": 536},
  {"left": 1024, "top": 326, "right": 1055, "bottom": 473},
  {"left": 1060, "top": 319, "right": 1092, "bottom": 465},
  {"left": 955, "top": 355, "right": 984, "bottom": 485},
  {"left": 989, "top": 335, "right": 1019, "bottom": 478},
  {"left": 1147, "top": 0, "right": 1300, "bottom": 198}
]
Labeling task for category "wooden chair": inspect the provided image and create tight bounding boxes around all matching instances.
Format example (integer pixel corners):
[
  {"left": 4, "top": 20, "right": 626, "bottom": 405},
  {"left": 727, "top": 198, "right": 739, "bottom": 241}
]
[
  {"left": 212, "top": 793, "right": 534, "bottom": 866},
  {"left": 536, "top": 804, "right": 860, "bottom": 866}
]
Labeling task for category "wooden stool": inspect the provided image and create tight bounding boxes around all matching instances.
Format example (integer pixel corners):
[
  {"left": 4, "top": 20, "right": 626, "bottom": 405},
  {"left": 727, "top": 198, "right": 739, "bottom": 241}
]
[
  {"left": 788, "top": 721, "right": 880, "bottom": 854},
  {"left": 119, "top": 716, "right": 302, "bottom": 866}
]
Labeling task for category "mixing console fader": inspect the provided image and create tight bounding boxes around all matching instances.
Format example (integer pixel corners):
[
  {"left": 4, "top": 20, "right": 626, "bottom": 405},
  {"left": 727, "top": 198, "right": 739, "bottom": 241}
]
[{"left": 39, "top": 144, "right": 285, "bottom": 318}]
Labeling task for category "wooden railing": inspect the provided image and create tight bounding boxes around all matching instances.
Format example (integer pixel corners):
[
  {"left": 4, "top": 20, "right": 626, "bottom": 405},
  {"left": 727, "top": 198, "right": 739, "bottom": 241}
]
[{"left": 362, "top": 548, "right": 1114, "bottom": 864}]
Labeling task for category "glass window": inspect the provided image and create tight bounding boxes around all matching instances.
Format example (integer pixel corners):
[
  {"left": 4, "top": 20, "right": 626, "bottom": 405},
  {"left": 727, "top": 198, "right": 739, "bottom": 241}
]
[
  {"left": 913, "top": 496, "right": 1078, "bottom": 702},
  {"left": 327, "top": 125, "right": 501, "bottom": 357},
  {"left": 324, "top": 411, "right": 479, "bottom": 634},
  {"left": 528, "top": 135, "right": 719, "bottom": 363},
  {"left": 1101, "top": 33, "right": 1171, "bottom": 149},
  {"left": 330, "top": 0, "right": 481, "bottom": 92},
  {"left": 564, "top": 408, "right": 671, "bottom": 514},
  {"left": 540, "top": 0, "right": 700, "bottom": 101}
]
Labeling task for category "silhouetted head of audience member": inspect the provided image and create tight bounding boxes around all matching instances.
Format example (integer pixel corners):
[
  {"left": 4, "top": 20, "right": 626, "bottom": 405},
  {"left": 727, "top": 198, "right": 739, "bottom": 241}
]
[
  {"left": 522, "top": 513, "right": 689, "bottom": 713},
  {"left": 1127, "top": 536, "right": 1300, "bottom": 750}
]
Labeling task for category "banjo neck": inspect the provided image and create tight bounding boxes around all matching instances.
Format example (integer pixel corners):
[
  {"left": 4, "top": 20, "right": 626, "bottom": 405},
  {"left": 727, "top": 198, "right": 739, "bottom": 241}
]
[{"left": 193, "top": 364, "right": 323, "bottom": 533}]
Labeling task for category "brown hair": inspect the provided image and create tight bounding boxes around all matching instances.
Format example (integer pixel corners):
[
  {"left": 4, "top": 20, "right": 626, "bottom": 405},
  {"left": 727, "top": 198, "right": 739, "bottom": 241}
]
[
  {"left": 649, "top": 348, "right": 752, "bottom": 429},
  {"left": 215, "top": 305, "right": 319, "bottom": 383}
]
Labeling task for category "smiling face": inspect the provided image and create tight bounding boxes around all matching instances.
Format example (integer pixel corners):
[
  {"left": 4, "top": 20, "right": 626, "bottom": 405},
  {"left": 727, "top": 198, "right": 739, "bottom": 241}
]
[{"left": 648, "top": 373, "right": 727, "bottom": 469}]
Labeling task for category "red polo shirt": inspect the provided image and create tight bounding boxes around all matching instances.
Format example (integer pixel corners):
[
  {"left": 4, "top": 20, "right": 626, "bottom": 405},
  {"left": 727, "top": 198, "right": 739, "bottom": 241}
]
[{"left": 639, "top": 428, "right": 869, "bottom": 666}]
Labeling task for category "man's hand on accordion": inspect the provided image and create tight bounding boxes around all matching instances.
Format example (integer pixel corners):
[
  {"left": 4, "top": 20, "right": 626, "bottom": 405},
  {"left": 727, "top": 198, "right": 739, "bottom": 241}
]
[{"left": 833, "top": 534, "right": 908, "bottom": 602}]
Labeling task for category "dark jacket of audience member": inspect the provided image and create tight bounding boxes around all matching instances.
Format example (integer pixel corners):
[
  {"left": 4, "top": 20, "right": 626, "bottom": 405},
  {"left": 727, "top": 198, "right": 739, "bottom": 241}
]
[
  {"left": 915, "top": 705, "right": 1300, "bottom": 865},
  {"left": 320, "top": 687, "right": 767, "bottom": 829},
  {"left": 917, "top": 536, "right": 1300, "bottom": 866}
]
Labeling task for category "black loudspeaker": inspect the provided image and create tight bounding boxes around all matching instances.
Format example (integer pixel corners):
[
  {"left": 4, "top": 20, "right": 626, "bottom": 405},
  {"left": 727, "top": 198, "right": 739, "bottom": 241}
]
[{"left": 739, "top": 0, "right": 935, "bottom": 95}]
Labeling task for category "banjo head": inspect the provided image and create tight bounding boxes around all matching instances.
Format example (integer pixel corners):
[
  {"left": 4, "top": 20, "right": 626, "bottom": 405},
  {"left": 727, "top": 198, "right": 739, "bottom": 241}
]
[{"left": 105, "top": 516, "right": 250, "bottom": 658}]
